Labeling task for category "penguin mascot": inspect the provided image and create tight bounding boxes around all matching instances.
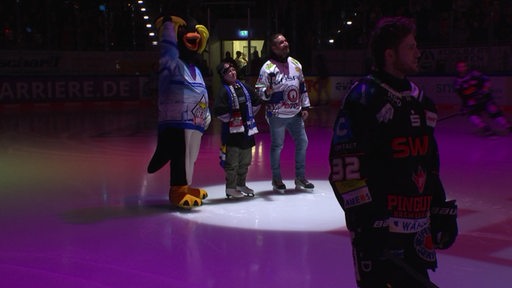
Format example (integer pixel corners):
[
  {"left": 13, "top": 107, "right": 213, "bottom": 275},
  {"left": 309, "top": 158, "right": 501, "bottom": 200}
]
[{"left": 147, "top": 15, "right": 210, "bottom": 209}]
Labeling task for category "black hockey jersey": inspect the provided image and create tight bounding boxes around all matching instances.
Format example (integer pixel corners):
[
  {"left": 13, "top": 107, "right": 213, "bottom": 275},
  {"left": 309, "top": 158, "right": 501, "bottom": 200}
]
[{"left": 329, "top": 70, "right": 448, "bottom": 269}]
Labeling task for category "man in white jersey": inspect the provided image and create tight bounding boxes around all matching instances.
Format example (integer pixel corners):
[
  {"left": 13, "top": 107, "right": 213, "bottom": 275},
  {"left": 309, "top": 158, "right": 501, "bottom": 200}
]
[{"left": 255, "top": 33, "right": 314, "bottom": 193}]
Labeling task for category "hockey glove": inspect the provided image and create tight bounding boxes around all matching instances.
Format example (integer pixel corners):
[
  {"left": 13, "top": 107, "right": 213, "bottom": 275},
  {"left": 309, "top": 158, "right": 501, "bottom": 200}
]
[{"left": 430, "top": 200, "right": 458, "bottom": 249}]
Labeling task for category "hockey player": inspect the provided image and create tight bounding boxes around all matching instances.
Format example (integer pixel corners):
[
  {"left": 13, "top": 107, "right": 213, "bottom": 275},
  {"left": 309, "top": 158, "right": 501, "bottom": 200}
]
[
  {"left": 453, "top": 60, "right": 512, "bottom": 136},
  {"left": 329, "top": 17, "right": 458, "bottom": 288},
  {"left": 147, "top": 16, "right": 210, "bottom": 209}
]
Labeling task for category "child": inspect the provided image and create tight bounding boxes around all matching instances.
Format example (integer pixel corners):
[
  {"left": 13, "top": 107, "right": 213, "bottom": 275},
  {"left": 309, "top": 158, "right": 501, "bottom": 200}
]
[{"left": 213, "top": 61, "right": 261, "bottom": 198}]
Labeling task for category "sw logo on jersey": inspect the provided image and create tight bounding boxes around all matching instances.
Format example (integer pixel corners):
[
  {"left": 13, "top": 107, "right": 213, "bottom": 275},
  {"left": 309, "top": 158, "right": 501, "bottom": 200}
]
[{"left": 391, "top": 135, "right": 429, "bottom": 158}]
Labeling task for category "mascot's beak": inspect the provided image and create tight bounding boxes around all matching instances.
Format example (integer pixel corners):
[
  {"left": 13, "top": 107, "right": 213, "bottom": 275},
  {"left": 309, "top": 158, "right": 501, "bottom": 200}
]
[{"left": 182, "top": 32, "right": 201, "bottom": 51}]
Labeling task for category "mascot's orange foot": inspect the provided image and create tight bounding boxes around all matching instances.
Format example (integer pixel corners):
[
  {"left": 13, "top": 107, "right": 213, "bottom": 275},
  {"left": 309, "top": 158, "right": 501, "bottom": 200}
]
[
  {"left": 187, "top": 186, "right": 208, "bottom": 200},
  {"left": 169, "top": 186, "right": 202, "bottom": 209}
]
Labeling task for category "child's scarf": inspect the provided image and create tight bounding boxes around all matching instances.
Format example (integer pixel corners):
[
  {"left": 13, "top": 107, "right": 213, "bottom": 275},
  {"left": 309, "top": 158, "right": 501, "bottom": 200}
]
[
  {"left": 224, "top": 80, "right": 258, "bottom": 136},
  {"left": 219, "top": 80, "right": 259, "bottom": 168}
]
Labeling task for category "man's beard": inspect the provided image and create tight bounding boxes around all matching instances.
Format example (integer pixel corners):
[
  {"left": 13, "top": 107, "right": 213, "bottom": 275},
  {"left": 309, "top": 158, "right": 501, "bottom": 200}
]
[{"left": 272, "top": 49, "right": 289, "bottom": 62}]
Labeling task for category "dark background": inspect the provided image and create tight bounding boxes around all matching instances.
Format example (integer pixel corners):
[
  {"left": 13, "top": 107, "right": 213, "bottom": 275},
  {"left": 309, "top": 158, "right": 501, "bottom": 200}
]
[{"left": 1, "top": 0, "right": 511, "bottom": 73}]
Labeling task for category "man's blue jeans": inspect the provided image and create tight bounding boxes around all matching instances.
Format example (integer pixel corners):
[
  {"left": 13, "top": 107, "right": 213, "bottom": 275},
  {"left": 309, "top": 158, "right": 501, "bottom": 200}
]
[{"left": 268, "top": 114, "right": 308, "bottom": 181}]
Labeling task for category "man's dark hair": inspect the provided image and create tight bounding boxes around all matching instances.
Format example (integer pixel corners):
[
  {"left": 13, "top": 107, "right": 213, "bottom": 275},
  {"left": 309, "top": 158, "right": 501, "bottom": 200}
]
[
  {"left": 268, "top": 33, "right": 284, "bottom": 46},
  {"left": 369, "top": 17, "right": 416, "bottom": 70}
]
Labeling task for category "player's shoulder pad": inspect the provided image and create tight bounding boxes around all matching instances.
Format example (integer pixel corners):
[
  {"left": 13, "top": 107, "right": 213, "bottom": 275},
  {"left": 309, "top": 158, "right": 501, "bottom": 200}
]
[
  {"left": 344, "top": 76, "right": 381, "bottom": 105},
  {"left": 409, "top": 80, "right": 436, "bottom": 112}
]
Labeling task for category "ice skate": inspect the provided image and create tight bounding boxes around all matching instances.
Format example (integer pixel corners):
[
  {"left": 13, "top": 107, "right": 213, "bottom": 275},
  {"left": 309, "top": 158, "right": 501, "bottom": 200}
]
[
  {"left": 272, "top": 179, "right": 286, "bottom": 193},
  {"left": 295, "top": 177, "right": 314, "bottom": 192},
  {"left": 236, "top": 185, "right": 255, "bottom": 197},
  {"left": 226, "top": 188, "right": 245, "bottom": 199},
  {"left": 169, "top": 185, "right": 202, "bottom": 209}
]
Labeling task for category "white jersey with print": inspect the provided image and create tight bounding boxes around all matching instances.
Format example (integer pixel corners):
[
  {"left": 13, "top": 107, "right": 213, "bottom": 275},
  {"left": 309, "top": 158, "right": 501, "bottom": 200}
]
[
  {"left": 255, "top": 57, "right": 310, "bottom": 118},
  {"left": 158, "top": 21, "right": 210, "bottom": 133}
]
